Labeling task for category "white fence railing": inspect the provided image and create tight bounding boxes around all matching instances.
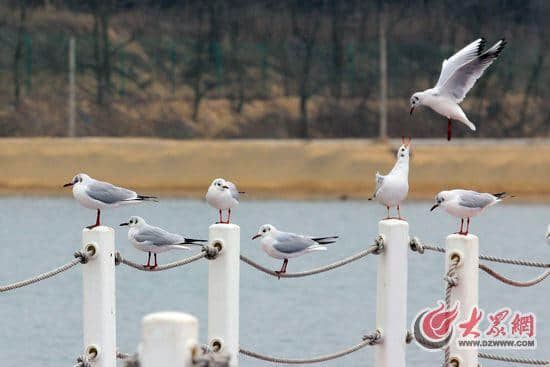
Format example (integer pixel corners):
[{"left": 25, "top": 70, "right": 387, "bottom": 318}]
[{"left": 1, "top": 220, "right": 548, "bottom": 367}]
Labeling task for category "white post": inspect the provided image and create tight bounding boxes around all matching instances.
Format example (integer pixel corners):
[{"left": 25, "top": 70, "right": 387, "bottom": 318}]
[
  {"left": 139, "top": 312, "right": 198, "bottom": 367},
  {"left": 445, "top": 234, "right": 479, "bottom": 367},
  {"left": 375, "top": 219, "right": 409, "bottom": 367},
  {"left": 208, "top": 223, "right": 240, "bottom": 367},
  {"left": 68, "top": 36, "right": 76, "bottom": 137},
  {"left": 82, "top": 226, "right": 116, "bottom": 367}
]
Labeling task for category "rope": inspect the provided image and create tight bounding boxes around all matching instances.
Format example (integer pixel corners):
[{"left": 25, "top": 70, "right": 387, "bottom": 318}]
[
  {"left": 479, "top": 264, "right": 550, "bottom": 287},
  {"left": 240, "top": 235, "right": 384, "bottom": 278},
  {"left": 115, "top": 246, "right": 219, "bottom": 272},
  {"left": 443, "top": 257, "right": 459, "bottom": 367},
  {"left": 239, "top": 331, "right": 381, "bottom": 364},
  {"left": 479, "top": 352, "right": 549, "bottom": 365},
  {"left": 73, "top": 355, "right": 92, "bottom": 367},
  {"left": 410, "top": 237, "right": 549, "bottom": 268},
  {"left": 0, "top": 250, "right": 90, "bottom": 293},
  {"left": 193, "top": 345, "right": 231, "bottom": 367}
]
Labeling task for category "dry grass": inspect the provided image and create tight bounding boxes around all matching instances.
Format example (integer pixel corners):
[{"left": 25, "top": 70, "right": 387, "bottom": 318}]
[{"left": 0, "top": 138, "right": 549, "bottom": 201}]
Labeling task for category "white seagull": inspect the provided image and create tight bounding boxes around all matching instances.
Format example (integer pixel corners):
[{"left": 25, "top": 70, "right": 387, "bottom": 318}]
[
  {"left": 410, "top": 38, "right": 506, "bottom": 140},
  {"left": 370, "top": 137, "right": 411, "bottom": 220},
  {"left": 252, "top": 224, "right": 338, "bottom": 277},
  {"left": 205, "top": 178, "right": 244, "bottom": 224},
  {"left": 120, "top": 216, "right": 206, "bottom": 269},
  {"left": 64, "top": 173, "right": 157, "bottom": 229},
  {"left": 430, "top": 190, "right": 512, "bottom": 235}
]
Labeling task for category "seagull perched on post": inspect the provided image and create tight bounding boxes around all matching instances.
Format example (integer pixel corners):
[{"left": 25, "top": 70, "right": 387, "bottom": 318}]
[
  {"left": 410, "top": 38, "right": 506, "bottom": 140},
  {"left": 430, "top": 190, "right": 512, "bottom": 235},
  {"left": 205, "top": 178, "right": 244, "bottom": 224},
  {"left": 120, "top": 216, "right": 206, "bottom": 269},
  {"left": 63, "top": 173, "right": 157, "bottom": 229},
  {"left": 252, "top": 224, "right": 338, "bottom": 278},
  {"left": 369, "top": 137, "right": 411, "bottom": 220}
]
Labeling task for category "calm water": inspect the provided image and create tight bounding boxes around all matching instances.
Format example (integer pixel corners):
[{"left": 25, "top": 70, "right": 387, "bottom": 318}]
[{"left": 0, "top": 198, "right": 548, "bottom": 367}]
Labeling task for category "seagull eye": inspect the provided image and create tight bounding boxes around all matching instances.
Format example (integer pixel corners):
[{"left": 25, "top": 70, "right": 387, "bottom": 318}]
[{"left": 262, "top": 229, "right": 266, "bottom": 233}]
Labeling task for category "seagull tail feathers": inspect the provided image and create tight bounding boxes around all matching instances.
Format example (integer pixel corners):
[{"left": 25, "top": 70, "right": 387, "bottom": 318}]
[
  {"left": 136, "top": 195, "right": 159, "bottom": 202},
  {"left": 493, "top": 192, "right": 514, "bottom": 201}
]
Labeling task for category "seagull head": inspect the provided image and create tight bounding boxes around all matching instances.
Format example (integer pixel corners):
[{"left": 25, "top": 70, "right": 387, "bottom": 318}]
[
  {"left": 252, "top": 224, "right": 276, "bottom": 240},
  {"left": 397, "top": 137, "right": 412, "bottom": 160},
  {"left": 409, "top": 93, "right": 422, "bottom": 115},
  {"left": 211, "top": 178, "right": 229, "bottom": 191},
  {"left": 431, "top": 191, "right": 451, "bottom": 211},
  {"left": 63, "top": 173, "right": 90, "bottom": 187},
  {"left": 120, "top": 215, "right": 145, "bottom": 228}
]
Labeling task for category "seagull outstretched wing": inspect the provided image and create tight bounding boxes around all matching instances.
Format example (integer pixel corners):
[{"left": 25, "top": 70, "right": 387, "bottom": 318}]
[{"left": 435, "top": 38, "right": 486, "bottom": 88}]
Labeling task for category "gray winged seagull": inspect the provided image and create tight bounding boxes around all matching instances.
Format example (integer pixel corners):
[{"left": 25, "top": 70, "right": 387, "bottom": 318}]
[
  {"left": 410, "top": 38, "right": 506, "bottom": 140},
  {"left": 430, "top": 189, "right": 512, "bottom": 235},
  {"left": 205, "top": 178, "right": 244, "bottom": 224},
  {"left": 64, "top": 173, "right": 157, "bottom": 229},
  {"left": 252, "top": 224, "right": 338, "bottom": 278},
  {"left": 120, "top": 216, "right": 206, "bottom": 269}
]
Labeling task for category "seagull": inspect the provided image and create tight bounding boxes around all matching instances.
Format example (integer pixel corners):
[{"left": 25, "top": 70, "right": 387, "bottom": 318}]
[
  {"left": 430, "top": 190, "right": 512, "bottom": 235},
  {"left": 369, "top": 137, "right": 411, "bottom": 220},
  {"left": 252, "top": 224, "right": 338, "bottom": 278},
  {"left": 410, "top": 38, "right": 506, "bottom": 140},
  {"left": 120, "top": 216, "right": 206, "bottom": 269},
  {"left": 63, "top": 173, "right": 157, "bottom": 229},
  {"left": 205, "top": 178, "right": 244, "bottom": 224},
  {"left": 545, "top": 225, "right": 550, "bottom": 245}
]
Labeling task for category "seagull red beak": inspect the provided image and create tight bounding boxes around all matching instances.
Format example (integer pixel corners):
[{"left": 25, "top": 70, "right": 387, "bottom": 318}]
[
  {"left": 63, "top": 182, "right": 73, "bottom": 187},
  {"left": 252, "top": 234, "right": 261, "bottom": 240},
  {"left": 410, "top": 107, "right": 414, "bottom": 115}
]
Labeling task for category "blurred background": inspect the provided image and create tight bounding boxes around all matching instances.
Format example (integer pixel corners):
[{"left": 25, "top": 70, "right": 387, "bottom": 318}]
[{"left": 0, "top": 0, "right": 549, "bottom": 139}]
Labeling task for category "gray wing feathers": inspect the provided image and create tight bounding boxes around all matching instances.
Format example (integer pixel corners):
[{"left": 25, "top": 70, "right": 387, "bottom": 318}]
[
  {"left": 134, "top": 226, "right": 185, "bottom": 246},
  {"left": 86, "top": 180, "right": 137, "bottom": 204},
  {"left": 440, "top": 39, "right": 505, "bottom": 103},
  {"left": 226, "top": 181, "right": 240, "bottom": 200},
  {"left": 458, "top": 191, "right": 495, "bottom": 208},
  {"left": 436, "top": 38, "right": 485, "bottom": 88},
  {"left": 272, "top": 232, "right": 316, "bottom": 254},
  {"left": 372, "top": 172, "right": 384, "bottom": 198}
]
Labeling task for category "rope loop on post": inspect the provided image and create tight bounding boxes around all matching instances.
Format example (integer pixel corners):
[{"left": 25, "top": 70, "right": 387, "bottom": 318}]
[
  {"left": 409, "top": 237, "right": 424, "bottom": 254},
  {"left": 372, "top": 234, "right": 385, "bottom": 255},
  {"left": 74, "top": 249, "right": 92, "bottom": 264},
  {"left": 203, "top": 244, "right": 221, "bottom": 260},
  {"left": 362, "top": 329, "right": 382, "bottom": 345}
]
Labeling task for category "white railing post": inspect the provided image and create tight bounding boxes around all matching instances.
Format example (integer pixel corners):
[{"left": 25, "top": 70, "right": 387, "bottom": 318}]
[
  {"left": 208, "top": 223, "right": 240, "bottom": 367},
  {"left": 139, "top": 312, "right": 198, "bottom": 367},
  {"left": 445, "top": 234, "right": 479, "bottom": 367},
  {"left": 82, "top": 226, "right": 116, "bottom": 367},
  {"left": 375, "top": 219, "right": 409, "bottom": 367}
]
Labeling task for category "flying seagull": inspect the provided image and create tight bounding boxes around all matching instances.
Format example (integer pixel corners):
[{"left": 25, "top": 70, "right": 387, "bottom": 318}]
[{"left": 410, "top": 38, "right": 506, "bottom": 140}]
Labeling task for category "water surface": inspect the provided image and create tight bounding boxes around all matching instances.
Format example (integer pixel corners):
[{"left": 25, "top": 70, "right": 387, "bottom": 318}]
[{"left": 0, "top": 198, "right": 548, "bottom": 366}]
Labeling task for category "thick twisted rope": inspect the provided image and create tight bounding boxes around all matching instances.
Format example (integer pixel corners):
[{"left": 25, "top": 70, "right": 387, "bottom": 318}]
[
  {"left": 410, "top": 238, "right": 549, "bottom": 268},
  {"left": 479, "top": 264, "right": 549, "bottom": 287},
  {"left": 239, "top": 236, "right": 384, "bottom": 278},
  {"left": 0, "top": 250, "right": 90, "bottom": 293},
  {"left": 115, "top": 246, "right": 219, "bottom": 272},
  {"left": 239, "top": 331, "right": 381, "bottom": 364},
  {"left": 479, "top": 352, "right": 549, "bottom": 365},
  {"left": 443, "top": 257, "right": 460, "bottom": 367}
]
